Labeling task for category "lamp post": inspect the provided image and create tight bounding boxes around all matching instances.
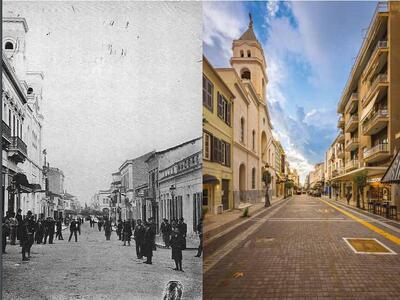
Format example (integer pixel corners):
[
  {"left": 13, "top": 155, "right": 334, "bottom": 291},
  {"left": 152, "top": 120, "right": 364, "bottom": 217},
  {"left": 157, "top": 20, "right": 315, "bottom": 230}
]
[{"left": 169, "top": 185, "right": 176, "bottom": 221}]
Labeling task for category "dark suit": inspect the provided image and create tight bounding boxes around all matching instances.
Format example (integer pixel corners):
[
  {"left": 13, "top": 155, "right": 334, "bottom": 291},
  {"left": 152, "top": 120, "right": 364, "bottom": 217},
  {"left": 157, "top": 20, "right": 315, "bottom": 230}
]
[{"left": 134, "top": 225, "right": 145, "bottom": 258}]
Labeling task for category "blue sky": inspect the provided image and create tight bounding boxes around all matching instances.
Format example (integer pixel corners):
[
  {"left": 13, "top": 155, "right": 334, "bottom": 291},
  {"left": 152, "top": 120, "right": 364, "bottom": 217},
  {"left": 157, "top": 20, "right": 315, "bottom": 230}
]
[{"left": 203, "top": 1, "right": 377, "bottom": 183}]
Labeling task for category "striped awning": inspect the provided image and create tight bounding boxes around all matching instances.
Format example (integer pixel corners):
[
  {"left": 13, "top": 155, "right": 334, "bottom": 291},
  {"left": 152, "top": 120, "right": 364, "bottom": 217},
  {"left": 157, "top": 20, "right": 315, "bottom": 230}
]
[{"left": 381, "top": 149, "right": 400, "bottom": 183}]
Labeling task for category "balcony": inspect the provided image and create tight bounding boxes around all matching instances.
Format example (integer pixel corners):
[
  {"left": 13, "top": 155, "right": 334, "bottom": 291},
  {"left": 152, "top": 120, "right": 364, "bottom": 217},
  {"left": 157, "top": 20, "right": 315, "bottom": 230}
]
[
  {"left": 2, "top": 121, "right": 12, "bottom": 146},
  {"left": 345, "top": 159, "right": 360, "bottom": 172},
  {"left": 332, "top": 168, "right": 344, "bottom": 178},
  {"left": 361, "top": 74, "right": 388, "bottom": 108},
  {"left": 344, "top": 93, "right": 358, "bottom": 114},
  {"left": 345, "top": 114, "right": 359, "bottom": 133},
  {"left": 337, "top": 116, "right": 345, "bottom": 128},
  {"left": 337, "top": 148, "right": 345, "bottom": 159},
  {"left": 361, "top": 109, "right": 388, "bottom": 135},
  {"left": 337, "top": 131, "right": 345, "bottom": 143},
  {"left": 363, "top": 143, "right": 390, "bottom": 163},
  {"left": 345, "top": 136, "right": 359, "bottom": 151},
  {"left": 363, "top": 41, "right": 388, "bottom": 80},
  {"left": 8, "top": 136, "right": 27, "bottom": 163}
]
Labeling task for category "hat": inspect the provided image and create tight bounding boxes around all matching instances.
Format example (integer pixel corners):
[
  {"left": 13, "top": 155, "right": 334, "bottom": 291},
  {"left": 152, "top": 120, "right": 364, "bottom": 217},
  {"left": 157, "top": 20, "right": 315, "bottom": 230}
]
[
  {"left": 17, "top": 209, "right": 22, "bottom": 212},
  {"left": 27, "top": 210, "right": 32, "bottom": 216}
]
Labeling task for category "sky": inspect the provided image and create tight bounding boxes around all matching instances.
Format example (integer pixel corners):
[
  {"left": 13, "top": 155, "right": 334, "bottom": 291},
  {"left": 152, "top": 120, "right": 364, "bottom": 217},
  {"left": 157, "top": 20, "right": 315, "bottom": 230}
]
[
  {"left": 203, "top": 1, "right": 377, "bottom": 184},
  {"left": 4, "top": 1, "right": 202, "bottom": 205}
]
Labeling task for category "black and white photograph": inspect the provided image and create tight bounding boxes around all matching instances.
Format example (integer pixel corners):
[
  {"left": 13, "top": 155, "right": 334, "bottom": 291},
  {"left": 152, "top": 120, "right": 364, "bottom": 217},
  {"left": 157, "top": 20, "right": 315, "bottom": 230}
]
[{"left": 1, "top": 1, "right": 202, "bottom": 299}]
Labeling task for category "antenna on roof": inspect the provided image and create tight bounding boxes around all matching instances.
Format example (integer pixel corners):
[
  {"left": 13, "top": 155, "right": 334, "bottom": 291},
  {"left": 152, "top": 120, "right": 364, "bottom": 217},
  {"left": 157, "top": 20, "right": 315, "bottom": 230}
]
[{"left": 249, "top": 13, "right": 253, "bottom": 28}]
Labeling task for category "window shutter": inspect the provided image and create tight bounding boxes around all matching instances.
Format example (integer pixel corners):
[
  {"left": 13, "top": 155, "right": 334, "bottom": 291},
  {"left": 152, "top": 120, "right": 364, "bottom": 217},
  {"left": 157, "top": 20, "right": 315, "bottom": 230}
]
[
  {"left": 208, "top": 81, "right": 213, "bottom": 110},
  {"left": 226, "top": 143, "right": 231, "bottom": 167},
  {"left": 227, "top": 102, "right": 231, "bottom": 126},
  {"left": 217, "top": 93, "right": 223, "bottom": 118},
  {"left": 217, "top": 139, "right": 222, "bottom": 163},
  {"left": 212, "top": 136, "right": 218, "bottom": 162}
]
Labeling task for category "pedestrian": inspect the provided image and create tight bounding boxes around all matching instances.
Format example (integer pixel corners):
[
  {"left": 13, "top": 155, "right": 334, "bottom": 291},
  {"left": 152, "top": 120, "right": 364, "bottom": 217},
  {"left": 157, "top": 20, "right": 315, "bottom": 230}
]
[
  {"left": 2, "top": 212, "right": 10, "bottom": 254},
  {"left": 21, "top": 211, "right": 35, "bottom": 261},
  {"left": 68, "top": 219, "right": 78, "bottom": 242},
  {"left": 97, "top": 218, "right": 103, "bottom": 231},
  {"left": 16, "top": 208, "right": 23, "bottom": 246},
  {"left": 134, "top": 219, "right": 145, "bottom": 259},
  {"left": 346, "top": 192, "right": 352, "bottom": 205},
  {"left": 104, "top": 217, "right": 112, "bottom": 241},
  {"left": 195, "top": 219, "right": 203, "bottom": 258},
  {"left": 160, "top": 218, "right": 172, "bottom": 248},
  {"left": 177, "top": 218, "right": 187, "bottom": 250},
  {"left": 43, "top": 217, "right": 50, "bottom": 244},
  {"left": 117, "top": 220, "right": 123, "bottom": 240},
  {"left": 35, "top": 214, "right": 45, "bottom": 244},
  {"left": 123, "top": 220, "right": 132, "bottom": 246},
  {"left": 48, "top": 217, "right": 55, "bottom": 244},
  {"left": 9, "top": 212, "right": 18, "bottom": 245},
  {"left": 143, "top": 218, "right": 156, "bottom": 264},
  {"left": 77, "top": 218, "right": 81, "bottom": 235},
  {"left": 56, "top": 218, "right": 64, "bottom": 240},
  {"left": 170, "top": 225, "right": 184, "bottom": 272}
]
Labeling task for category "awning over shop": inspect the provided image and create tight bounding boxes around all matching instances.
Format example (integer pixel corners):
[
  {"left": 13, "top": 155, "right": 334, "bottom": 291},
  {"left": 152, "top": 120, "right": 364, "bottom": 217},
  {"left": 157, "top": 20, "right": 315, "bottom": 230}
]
[
  {"left": 381, "top": 149, "right": 400, "bottom": 184},
  {"left": 203, "top": 174, "right": 220, "bottom": 185},
  {"left": 332, "top": 166, "right": 387, "bottom": 182}
]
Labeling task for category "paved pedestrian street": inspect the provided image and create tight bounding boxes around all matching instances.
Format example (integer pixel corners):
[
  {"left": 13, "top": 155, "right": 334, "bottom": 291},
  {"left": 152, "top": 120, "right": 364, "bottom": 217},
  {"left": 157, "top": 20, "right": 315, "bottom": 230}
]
[
  {"left": 2, "top": 223, "right": 202, "bottom": 300},
  {"left": 204, "top": 195, "right": 400, "bottom": 299}
]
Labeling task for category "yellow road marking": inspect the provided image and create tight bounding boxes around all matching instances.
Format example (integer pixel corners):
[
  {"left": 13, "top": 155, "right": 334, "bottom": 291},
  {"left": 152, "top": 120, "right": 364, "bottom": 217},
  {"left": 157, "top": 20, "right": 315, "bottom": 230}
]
[{"left": 321, "top": 199, "right": 400, "bottom": 245}]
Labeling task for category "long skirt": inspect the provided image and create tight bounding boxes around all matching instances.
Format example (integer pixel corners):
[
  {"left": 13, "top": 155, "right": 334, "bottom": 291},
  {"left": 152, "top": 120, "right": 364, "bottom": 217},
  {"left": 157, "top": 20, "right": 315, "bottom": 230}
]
[{"left": 171, "top": 247, "right": 182, "bottom": 261}]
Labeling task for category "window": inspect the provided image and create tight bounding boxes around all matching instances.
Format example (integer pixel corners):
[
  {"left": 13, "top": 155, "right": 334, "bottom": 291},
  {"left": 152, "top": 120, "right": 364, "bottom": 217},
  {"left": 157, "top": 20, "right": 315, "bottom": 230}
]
[
  {"left": 203, "top": 75, "right": 213, "bottom": 111},
  {"left": 252, "top": 168, "right": 256, "bottom": 189},
  {"left": 8, "top": 109, "right": 11, "bottom": 127},
  {"left": 5, "top": 42, "right": 13, "bottom": 50},
  {"left": 263, "top": 118, "right": 265, "bottom": 125},
  {"left": 247, "top": 50, "right": 251, "bottom": 57},
  {"left": 240, "top": 118, "right": 245, "bottom": 143},
  {"left": 240, "top": 50, "right": 244, "bottom": 57},
  {"left": 209, "top": 134, "right": 231, "bottom": 167},
  {"left": 252, "top": 130, "right": 256, "bottom": 150},
  {"left": 217, "top": 93, "right": 231, "bottom": 125},
  {"left": 241, "top": 69, "right": 251, "bottom": 80}
]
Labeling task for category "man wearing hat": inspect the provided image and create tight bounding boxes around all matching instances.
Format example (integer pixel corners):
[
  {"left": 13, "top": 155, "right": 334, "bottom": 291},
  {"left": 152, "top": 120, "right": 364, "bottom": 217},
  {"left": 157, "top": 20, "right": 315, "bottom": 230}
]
[
  {"left": 143, "top": 218, "right": 156, "bottom": 264},
  {"left": 21, "top": 211, "right": 36, "bottom": 261},
  {"left": 16, "top": 209, "right": 23, "bottom": 246},
  {"left": 177, "top": 217, "right": 187, "bottom": 250},
  {"left": 160, "top": 218, "right": 172, "bottom": 248}
]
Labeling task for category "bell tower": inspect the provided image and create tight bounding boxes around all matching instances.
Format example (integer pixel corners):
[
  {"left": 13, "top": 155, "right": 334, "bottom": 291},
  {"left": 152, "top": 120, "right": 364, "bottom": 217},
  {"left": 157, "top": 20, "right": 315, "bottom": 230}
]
[
  {"left": 230, "top": 13, "right": 268, "bottom": 102},
  {"left": 2, "top": 16, "right": 29, "bottom": 78}
]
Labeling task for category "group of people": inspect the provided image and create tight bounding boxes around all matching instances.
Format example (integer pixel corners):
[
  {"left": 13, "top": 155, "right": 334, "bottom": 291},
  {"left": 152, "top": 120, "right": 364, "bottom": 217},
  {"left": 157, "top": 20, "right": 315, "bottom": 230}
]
[{"left": 2, "top": 209, "right": 85, "bottom": 261}]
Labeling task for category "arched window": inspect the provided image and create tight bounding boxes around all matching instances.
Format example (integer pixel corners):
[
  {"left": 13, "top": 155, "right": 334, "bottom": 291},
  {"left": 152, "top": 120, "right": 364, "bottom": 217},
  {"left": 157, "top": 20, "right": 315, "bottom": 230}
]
[
  {"left": 240, "top": 118, "right": 245, "bottom": 143},
  {"left": 241, "top": 69, "right": 251, "bottom": 80},
  {"left": 247, "top": 50, "right": 251, "bottom": 57},
  {"left": 269, "top": 149, "right": 271, "bottom": 164},
  {"left": 252, "top": 130, "right": 256, "bottom": 150},
  {"left": 5, "top": 41, "right": 14, "bottom": 50},
  {"left": 252, "top": 168, "right": 256, "bottom": 189},
  {"left": 240, "top": 50, "right": 244, "bottom": 57}
]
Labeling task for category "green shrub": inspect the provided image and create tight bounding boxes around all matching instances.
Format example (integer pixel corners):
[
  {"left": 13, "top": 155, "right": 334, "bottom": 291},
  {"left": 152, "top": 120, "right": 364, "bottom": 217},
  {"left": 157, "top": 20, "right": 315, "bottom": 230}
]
[{"left": 242, "top": 207, "right": 249, "bottom": 218}]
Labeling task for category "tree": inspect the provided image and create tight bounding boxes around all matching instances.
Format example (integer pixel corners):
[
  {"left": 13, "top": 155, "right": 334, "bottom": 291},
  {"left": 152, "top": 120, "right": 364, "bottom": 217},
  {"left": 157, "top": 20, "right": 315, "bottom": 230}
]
[
  {"left": 353, "top": 172, "right": 367, "bottom": 209},
  {"left": 262, "top": 170, "right": 272, "bottom": 208},
  {"left": 285, "top": 180, "right": 294, "bottom": 197}
]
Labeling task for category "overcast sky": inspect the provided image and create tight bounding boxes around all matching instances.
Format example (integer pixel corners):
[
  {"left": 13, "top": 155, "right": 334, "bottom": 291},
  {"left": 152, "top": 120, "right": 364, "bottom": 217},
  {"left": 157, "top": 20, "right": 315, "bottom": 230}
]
[
  {"left": 4, "top": 1, "right": 202, "bottom": 204},
  {"left": 204, "top": 1, "right": 376, "bottom": 184}
]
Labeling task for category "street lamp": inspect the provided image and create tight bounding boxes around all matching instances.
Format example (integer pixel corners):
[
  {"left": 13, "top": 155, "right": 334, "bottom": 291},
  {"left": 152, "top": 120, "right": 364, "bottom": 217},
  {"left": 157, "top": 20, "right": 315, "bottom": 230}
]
[{"left": 169, "top": 185, "right": 176, "bottom": 221}]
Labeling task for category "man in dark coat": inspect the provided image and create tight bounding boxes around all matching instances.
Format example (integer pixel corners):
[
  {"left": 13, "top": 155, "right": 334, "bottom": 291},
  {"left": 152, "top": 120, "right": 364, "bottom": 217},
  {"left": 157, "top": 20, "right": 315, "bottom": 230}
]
[
  {"left": 170, "top": 225, "right": 185, "bottom": 271},
  {"left": 117, "top": 220, "right": 123, "bottom": 240},
  {"left": 43, "top": 217, "right": 50, "bottom": 244},
  {"left": 2, "top": 212, "right": 10, "bottom": 254},
  {"left": 123, "top": 220, "right": 132, "bottom": 246},
  {"left": 68, "top": 219, "right": 78, "bottom": 242},
  {"left": 143, "top": 218, "right": 156, "bottom": 264},
  {"left": 177, "top": 217, "right": 187, "bottom": 250},
  {"left": 16, "top": 209, "right": 23, "bottom": 246},
  {"left": 35, "top": 214, "right": 45, "bottom": 244},
  {"left": 160, "top": 218, "right": 172, "bottom": 248},
  {"left": 56, "top": 218, "right": 63, "bottom": 240},
  {"left": 195, "top": 219, "right": 203, "bottom": 257},
  {"left": 134, "top": 219, "right": 145, "bottom": 259},
  {"left": 21, "top": 211, "right": 35, "bottom": 261},
  {"left": 104, "top": 217, "right": 112, "bottom": 241}
]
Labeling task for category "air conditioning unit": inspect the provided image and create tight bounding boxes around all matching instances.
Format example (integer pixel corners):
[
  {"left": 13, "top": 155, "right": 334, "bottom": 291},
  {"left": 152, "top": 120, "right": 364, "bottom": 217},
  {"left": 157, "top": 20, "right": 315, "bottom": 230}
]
[{"left": 217, "top": 204, "right": 223, "bottom": 214}]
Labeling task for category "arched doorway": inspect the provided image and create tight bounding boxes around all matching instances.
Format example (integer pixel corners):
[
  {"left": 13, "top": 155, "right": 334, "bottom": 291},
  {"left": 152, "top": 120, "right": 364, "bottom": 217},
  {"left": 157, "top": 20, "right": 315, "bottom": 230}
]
[{"left": 239, "top": 164, "right": 246, "bottom": 202}]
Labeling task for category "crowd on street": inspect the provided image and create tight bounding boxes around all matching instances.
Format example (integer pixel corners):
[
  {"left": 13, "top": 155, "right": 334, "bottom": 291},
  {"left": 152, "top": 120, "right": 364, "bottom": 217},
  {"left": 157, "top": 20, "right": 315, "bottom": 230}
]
[{"left": 2, "top": 209, "right": 202, "bottom": 272}]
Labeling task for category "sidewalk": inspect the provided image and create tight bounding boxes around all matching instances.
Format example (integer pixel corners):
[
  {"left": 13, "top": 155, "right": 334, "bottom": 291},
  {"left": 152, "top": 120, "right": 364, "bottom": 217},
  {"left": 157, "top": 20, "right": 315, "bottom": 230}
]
[
  {"left": 204, "top": 196, "right": 284, "bottom": 235},
  {"left": 322, "top": 195, "right": 400, "bottom": 229}
]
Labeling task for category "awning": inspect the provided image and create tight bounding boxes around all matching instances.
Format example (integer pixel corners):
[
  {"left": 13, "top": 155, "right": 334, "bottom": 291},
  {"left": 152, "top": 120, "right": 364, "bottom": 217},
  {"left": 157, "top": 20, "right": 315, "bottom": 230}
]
[
  {"left": 381, "top": 149, "right": 400, "bottom": 183},
  {"left": 203, "top": 174, "right": 220, "bottom": 185}
]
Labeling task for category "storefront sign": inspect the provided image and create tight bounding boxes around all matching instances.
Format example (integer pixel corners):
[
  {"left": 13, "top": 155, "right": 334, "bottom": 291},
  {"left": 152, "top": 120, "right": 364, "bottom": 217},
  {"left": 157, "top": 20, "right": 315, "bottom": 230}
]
[{"left": 367, "top": 177, "right": 381, "bottom": 183}]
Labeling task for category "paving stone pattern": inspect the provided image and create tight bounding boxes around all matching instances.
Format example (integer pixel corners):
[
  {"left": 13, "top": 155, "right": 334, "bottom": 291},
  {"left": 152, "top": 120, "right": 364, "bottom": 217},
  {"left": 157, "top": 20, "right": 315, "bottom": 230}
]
[{"left": 204, "top": 195, "right": 400, "bottom": 299}]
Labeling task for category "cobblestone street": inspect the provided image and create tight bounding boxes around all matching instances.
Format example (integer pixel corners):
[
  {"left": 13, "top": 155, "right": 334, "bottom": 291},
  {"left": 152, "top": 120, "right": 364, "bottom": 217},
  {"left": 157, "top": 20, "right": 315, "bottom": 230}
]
[
  {"left": 204, "top": 195, "right": 400, "bottom": 299},
  {"left": 2, "top": 223, "right": 202, "bottom": 300}
]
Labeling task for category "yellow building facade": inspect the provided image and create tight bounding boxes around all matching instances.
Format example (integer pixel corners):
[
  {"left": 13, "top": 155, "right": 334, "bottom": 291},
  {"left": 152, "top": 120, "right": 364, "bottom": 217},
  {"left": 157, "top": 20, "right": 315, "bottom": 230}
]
[
  {"left": 331, "top": 2, "right": 400, "bottom": 207},
  {"left": 203, "top": 57, "right": 235, "bottom": 214}
]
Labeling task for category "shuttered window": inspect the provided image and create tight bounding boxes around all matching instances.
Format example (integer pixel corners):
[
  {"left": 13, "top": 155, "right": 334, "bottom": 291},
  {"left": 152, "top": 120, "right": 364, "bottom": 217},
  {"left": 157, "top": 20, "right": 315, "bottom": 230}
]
[{"left": 203, "top": 75, "right": 213, "bottom": 111}]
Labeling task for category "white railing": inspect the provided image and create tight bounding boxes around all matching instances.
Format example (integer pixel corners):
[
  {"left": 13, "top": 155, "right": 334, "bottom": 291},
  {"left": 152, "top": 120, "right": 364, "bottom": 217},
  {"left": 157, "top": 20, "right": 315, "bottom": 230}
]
[
  {"left": 364, "top": 143, "right": 389, "bottom": 159},
  {"left": 345, "top": 114, "right": 358, "bottom": 131},
  {"left": 362, "top": 74, "right": 388, "bottom": 107},
  {"left": 345, "top": 93, "right": 358, "bottom": 113},
  {"left": 346, "top": 159, "right": 359, "bottom": 170},
  {"left": 362, "top": 109, "right": 388, "bottom": 134}
]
